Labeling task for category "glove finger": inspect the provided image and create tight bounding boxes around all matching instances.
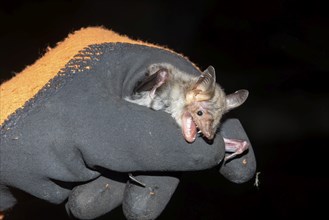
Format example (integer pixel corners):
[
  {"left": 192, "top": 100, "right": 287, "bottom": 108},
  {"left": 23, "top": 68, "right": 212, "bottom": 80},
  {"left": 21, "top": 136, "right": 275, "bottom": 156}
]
[
  {"left": 66, "top": 175, "right": 126, "bottom": 219},
  {"left": 0, "top": 186, "right": 17, "bottom": 211},
  {"left": 122, "top": 174, "right": 180, "bottom": 220},
  {"left": 219, "top": 118, "right": 257, "bottom": 183}
]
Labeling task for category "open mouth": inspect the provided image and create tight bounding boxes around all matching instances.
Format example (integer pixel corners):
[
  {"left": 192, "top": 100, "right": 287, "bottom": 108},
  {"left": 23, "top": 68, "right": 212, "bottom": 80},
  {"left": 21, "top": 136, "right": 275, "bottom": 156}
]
[{"left": 181, "top": 112, "right": 205, "bottom": 143}]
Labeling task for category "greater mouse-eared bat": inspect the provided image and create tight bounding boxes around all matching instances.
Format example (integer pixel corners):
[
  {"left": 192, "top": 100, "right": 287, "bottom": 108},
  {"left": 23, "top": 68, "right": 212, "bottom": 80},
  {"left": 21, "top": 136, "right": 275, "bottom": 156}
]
[{"left": 125, "top": 63, "right": 249, "bottom": 161}]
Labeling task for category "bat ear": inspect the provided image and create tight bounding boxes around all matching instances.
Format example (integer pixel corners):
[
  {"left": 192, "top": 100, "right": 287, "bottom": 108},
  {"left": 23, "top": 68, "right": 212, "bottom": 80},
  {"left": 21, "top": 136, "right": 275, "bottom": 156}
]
[
  {"left": 225, "top": 89, "right": 249, "bottom": 111},
  {"left": 196, "top": 66, "right": 216, "bottom": 93},
  {"left": 187, "top": 66, "right": 216, "bottom": 102}
]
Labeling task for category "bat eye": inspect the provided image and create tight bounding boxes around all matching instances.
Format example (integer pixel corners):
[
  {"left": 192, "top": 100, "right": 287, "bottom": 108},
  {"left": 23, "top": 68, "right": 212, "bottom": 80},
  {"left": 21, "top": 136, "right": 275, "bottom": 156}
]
[{"left": 197, "top": 110, "right": 203, "bottom": 116}]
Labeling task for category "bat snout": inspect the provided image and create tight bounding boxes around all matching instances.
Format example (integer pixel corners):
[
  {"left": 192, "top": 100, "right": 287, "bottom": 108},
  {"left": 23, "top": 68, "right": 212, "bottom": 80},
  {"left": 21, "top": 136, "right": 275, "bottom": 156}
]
[
  {"left": 203, "top": 130, "right": 214, "bottom": 140},
  {"left": 198, "top": 124, "right": 215, "bottom": 140}
]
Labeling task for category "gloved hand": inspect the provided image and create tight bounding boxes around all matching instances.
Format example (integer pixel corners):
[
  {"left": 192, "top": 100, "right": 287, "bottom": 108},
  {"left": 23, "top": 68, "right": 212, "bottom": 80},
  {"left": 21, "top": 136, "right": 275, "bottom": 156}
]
[
  {"left": 0, "top": 27, "right": 256, "bottom": 219},
  {"left": 66, "top": 119, "right": 256, "bottom": 220}
]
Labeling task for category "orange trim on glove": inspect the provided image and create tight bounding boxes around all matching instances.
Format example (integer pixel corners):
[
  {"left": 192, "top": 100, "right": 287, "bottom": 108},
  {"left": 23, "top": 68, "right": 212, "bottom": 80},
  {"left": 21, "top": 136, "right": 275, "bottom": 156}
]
[{"left": 0, "top": 27, "right": 170, "bottom": 125}]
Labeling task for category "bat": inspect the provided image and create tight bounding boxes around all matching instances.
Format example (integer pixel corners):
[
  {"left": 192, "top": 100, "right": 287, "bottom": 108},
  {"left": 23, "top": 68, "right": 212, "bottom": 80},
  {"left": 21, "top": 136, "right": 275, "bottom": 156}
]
[{"left": 125, "top": 63, "right": 249, "bottom": 161}]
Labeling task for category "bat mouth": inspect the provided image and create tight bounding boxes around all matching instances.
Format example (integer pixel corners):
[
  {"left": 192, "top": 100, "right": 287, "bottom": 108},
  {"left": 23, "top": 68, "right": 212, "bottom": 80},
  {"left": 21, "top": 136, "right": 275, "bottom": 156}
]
[
  {"left": 196, "top": 127, "right": 202, "bottom": 134},
  {"left": 196, "top": 126, "right": 213, "bottom": 140},
  {"left": 181, "top": 112, "right": 213, "bottom": 142},
  {"left": 195, "top": 122, "right": 214, "bottom": 140}
]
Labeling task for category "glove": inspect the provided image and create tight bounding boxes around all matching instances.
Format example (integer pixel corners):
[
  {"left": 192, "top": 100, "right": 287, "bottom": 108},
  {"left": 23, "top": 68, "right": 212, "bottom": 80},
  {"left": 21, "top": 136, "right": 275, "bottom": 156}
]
[
  {"left": 0, "top": 27, "right": 256, "bottom": 219},
  {"left": 66, "top": 119, "right": 256, "bottom": 220}
]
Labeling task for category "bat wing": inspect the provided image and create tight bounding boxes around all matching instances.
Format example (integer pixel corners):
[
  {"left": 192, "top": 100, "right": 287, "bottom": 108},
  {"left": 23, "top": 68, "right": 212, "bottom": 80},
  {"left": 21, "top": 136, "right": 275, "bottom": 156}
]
[{"left": 134, "top": 68, "right": 169, "bottom": 97}]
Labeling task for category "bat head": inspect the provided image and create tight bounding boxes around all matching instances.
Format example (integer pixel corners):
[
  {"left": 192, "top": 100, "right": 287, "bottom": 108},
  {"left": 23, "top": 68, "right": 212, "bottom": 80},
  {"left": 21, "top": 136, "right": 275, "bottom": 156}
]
[{"left": 182, "top": 66, "right": 249, "bottom": 142}]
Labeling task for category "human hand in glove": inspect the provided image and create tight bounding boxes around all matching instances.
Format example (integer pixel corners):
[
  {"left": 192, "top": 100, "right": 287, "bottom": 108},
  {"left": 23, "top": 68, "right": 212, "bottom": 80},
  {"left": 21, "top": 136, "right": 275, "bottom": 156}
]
[{"left": 0, "top": 27, "right": 256, "bottom": 219}]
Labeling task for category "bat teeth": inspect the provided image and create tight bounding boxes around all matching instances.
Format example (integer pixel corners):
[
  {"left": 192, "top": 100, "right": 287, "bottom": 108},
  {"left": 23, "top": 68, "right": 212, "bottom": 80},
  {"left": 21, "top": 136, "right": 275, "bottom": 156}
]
[{"left": 198, "top": 130, "right": 202, "bottom": 134}]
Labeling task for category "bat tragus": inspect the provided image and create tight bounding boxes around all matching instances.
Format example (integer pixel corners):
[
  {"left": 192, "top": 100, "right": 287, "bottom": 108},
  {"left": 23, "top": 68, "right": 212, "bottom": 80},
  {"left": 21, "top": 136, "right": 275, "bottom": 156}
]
[{"left": 125, "top": 63, "right": 249, "bottom": 161}]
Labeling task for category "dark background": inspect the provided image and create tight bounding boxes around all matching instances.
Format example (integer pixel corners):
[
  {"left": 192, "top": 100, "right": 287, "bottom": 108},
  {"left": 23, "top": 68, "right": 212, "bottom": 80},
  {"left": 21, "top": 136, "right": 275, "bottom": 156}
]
[{"left": 1, "top": 0, "right": 328, "bottom": 219}]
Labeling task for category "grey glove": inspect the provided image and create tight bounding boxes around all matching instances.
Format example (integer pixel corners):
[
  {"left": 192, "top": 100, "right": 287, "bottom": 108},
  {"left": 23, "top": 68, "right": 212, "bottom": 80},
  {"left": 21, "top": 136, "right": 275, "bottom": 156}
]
[{"left": 0, "top": 43, "right": 256, "bottom": 219}]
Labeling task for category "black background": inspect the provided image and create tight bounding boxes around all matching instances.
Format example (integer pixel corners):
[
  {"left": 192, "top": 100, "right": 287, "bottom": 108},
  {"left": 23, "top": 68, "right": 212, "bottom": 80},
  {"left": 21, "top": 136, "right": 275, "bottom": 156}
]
[{"left": 1, "top": 0, "right": 328, "bottom": 219}]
